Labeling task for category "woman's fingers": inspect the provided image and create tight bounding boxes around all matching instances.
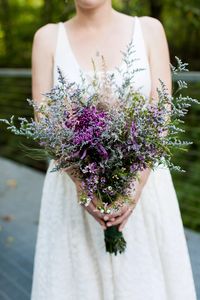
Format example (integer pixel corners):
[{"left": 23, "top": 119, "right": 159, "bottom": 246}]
[
  {"left": 86, "top": 201, "right": 102, "bottom": 218},
  {"left": 108, "top": 205, "right": 129, "bottom": 219},
  {"left": 118, "top": 218, "right": 129, "bottom": 232},
  {"left": 94, "top": 216, "right": 107, "bottom": 230},
  {"left": 106, "top": 206, "right": 133, "bottom": 227},
  {"left": 90, "top": 197, "right": 123, "bottom": 221},
  {"left": 81, "top": 194, "right": 135, "bottom": 231},
  {"left": 103, "top": 205, "right": 127, "bottom": 221},
  {"left": 91, "top": 202, "right": 106, "bottom": 220},
  {"left": 84, "top": 201, "right": 107, "bottom": 229}
]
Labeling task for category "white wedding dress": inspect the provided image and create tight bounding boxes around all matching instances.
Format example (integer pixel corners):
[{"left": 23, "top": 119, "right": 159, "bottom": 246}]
[{"left": 30, "top": 16, "right": 197, "bottom": 300}]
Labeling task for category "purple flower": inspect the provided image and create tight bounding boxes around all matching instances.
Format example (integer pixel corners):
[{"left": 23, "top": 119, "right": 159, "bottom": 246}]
[
  {"left": 130, "top": 164, "right": 139, "bottom": 173},
  {"left": 82, "top": 162, "right": 98, "bottom": 174},
  {"left": 130, "top": 121, "right": 137, "bottom": 136},
  {"left": 100, "top": 177, "right": 106, "bottom": 184},
  {"left": 96, "top": 144, "right": 109, "bottom": 159},
  {"left": 66, "top": 106, "right": 109, "bottom": 148}
]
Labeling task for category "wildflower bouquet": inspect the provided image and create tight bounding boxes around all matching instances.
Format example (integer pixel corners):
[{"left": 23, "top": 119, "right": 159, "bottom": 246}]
[{"left": 0, "top": 42, "right": 198, "bottom": 255}]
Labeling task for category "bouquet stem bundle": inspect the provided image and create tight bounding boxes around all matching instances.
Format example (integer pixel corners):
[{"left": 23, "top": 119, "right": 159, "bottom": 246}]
[{"left": 104, "top": 226, "right": 126, "bottom": 255}]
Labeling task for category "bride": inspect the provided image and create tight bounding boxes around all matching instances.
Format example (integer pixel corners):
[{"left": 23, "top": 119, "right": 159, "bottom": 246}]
[{"left": 30, "top": 0, "right": 197, "bottom": 299}]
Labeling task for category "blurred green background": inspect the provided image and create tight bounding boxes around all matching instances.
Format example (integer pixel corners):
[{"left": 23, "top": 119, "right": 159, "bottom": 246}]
[{"left": 0, "top": 0, "right": 200, "bottom": 230}]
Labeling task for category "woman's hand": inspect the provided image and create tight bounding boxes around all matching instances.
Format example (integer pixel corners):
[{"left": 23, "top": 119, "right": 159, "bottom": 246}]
[
  {"left": 80, "top": 197, "right": 107, "bottom": 230},
  {"left": 103, "top": 168, "right": 151, "bottom": 231},
  {"left": 64, "top": 166, "right": 107, "bottom": 230},
  {"left": 105, "top": 188, "right": 141, "bottom": 232}
]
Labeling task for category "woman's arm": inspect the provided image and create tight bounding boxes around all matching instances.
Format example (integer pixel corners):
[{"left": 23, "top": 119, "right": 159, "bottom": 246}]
[
  {"left": 130, "top": 16, "right": 172, "bottom": 194},
  {"left": 128, "top": 16, "right": 172, "bottom": 202},
  {"left": 32, "top": 24, "right": 56, "bottom": 121},
  {"left": 104, "top": 16, "right": 172, "bottom": 230},
  {"left": 31, "top": 25, "right": 107, "bottom": 229}
]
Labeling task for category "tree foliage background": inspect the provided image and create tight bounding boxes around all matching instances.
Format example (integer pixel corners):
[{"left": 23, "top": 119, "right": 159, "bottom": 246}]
[{"left": 0, "top": 0, "right": 200, "bottom": 69}]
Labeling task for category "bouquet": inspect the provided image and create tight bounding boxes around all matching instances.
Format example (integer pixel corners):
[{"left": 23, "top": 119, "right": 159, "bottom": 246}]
[{"left": 0, "top": 41, "right": 199, "bottom": 255}]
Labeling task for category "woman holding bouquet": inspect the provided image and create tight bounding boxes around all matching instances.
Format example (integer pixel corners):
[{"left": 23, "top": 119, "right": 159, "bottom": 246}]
[{"left": 30, "top": 0, "right": 197, "bottom": 299}]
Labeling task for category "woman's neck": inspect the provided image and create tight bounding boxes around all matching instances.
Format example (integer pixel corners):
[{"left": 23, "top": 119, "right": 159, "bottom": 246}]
[{"left": 73, "top": 1, "right": 117, "bottom": 31}]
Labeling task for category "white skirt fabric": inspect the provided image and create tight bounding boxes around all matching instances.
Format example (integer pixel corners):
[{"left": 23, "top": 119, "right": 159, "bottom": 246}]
[{"left": 30, "top": 160, "right": 197, "bottom": 300}]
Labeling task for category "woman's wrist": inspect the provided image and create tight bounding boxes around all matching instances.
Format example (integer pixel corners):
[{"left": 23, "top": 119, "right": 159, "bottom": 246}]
[
  {"left": 64, "top": 166, "right": 82, "bottom": 189},
  {"left": 137, "top": 168, "right": 151, "bottom": 189},
  {"left": 128, "top": 168, "right": 151, "bottom": 205}
]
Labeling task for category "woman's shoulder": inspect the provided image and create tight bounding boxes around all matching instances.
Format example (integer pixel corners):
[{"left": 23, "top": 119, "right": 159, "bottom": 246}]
[
  {"left": 32, "top": 22, "right": 59, "bottom": 55},
  {"left": 138, "top": 16, "right": 168, "bottom": 54},
  {"left": 139, "top": 16, "right": 165, "bottom": 34},
  {"left": 119, "top": 12, "right": 166, "bottom": 42}
]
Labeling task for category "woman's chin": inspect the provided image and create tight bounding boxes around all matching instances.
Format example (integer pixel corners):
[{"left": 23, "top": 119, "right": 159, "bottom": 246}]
[{"left": 75, "top": 0, "right": 108, "bottom": 10}]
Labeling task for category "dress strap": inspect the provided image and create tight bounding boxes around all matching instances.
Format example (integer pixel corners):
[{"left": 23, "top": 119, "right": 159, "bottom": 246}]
[
  {"left": 58, "top": 22, "right": 78, "bottom": 68},
  {"left": 59, "top": 21, "right": 68, "bottom": 50},
  {"left": 132, "top": 16, "right": 138, "bottom": 41},
  {"left": 54, "top": 22, "right": 64, "bottom": 64},
  {"left": 55, "top": 21, "right": 75, "bottom": 59},
  {"left": 135, "top": 16, "right": 149, "bottom": 65},
  {"left": 54, "top": 22, "right": 74, "bottom": 84}
]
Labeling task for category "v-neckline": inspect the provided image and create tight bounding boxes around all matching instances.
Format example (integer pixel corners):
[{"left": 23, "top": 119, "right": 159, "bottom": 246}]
[{"left": 61, "top": 16, "right": 138, "bottom": 74}]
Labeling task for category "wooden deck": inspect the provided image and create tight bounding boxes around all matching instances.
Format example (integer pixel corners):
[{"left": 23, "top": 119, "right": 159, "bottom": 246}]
[{"left": 0, "top": 157, "right": 199, "bottom": 299}]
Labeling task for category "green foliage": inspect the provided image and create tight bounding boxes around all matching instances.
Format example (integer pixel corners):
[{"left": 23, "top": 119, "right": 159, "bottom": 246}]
[
  {"left": 0, "top": 0, "right": 75, "bottom": 67},
  {"left": 0, "top": 0, "right": 199, "bottom": 68},
  {"left": 171, "top": 80, "right": 200, "bottom": 231}
]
